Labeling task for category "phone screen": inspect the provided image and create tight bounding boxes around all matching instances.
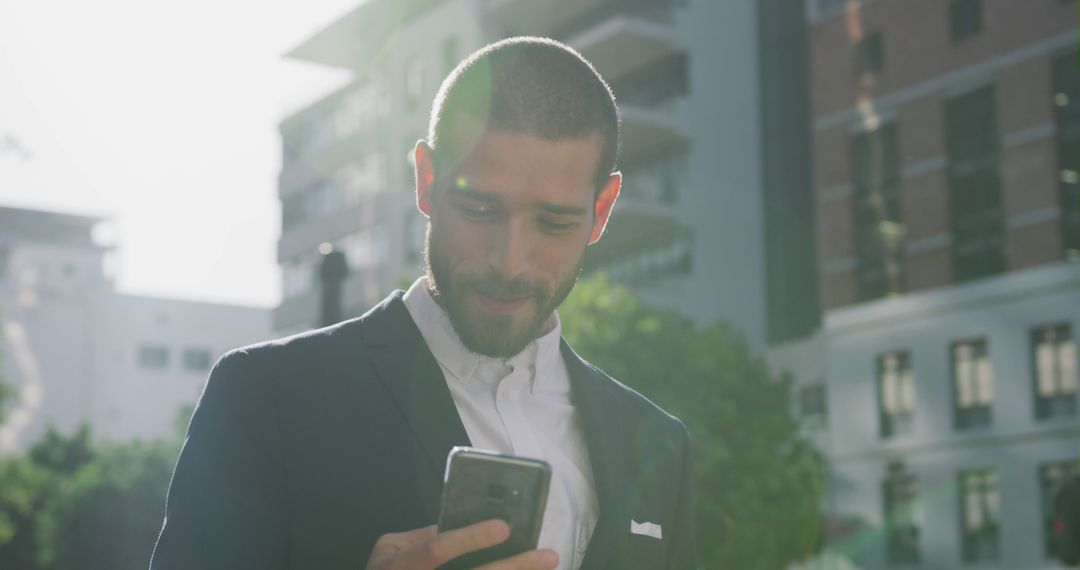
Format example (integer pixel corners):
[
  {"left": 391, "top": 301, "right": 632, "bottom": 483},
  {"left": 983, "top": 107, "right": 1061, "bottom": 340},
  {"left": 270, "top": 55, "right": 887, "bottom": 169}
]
[{"left": 437, "top": 447, "right": 552, "bottom": 569}]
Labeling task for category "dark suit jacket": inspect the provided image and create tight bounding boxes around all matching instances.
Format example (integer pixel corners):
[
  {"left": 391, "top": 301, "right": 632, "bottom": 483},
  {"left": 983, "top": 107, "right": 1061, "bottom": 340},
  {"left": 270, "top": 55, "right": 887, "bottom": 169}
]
[{"left": 150, "top": 291, "right": 696, "bottom": 569}]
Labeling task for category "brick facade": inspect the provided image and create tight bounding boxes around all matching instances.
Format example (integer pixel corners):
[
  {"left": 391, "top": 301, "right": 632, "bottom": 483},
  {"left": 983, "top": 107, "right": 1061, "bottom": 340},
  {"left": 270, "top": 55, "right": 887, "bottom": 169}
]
[{"left": 810, "top": 0, "right": 1076, "bottom": 310}]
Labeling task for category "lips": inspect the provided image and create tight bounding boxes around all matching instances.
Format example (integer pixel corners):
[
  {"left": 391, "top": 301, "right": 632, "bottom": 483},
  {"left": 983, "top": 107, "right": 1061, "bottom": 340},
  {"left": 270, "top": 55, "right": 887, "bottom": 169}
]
[{"left": 475, "top": 293, "right": 531, "bottom": 314}]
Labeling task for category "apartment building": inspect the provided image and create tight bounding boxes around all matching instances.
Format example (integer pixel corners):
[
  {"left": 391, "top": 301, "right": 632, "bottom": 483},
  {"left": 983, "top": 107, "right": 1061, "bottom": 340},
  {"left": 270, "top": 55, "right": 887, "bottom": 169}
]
[
  {"left": 276, "top": 0, "right": 485, "bottom": 334},
  {"left": 769, "top": 1, "right": 1080, "bottom": 567},
  {"left": 277, "top": 0, "right": 819, "bottom": 351}
]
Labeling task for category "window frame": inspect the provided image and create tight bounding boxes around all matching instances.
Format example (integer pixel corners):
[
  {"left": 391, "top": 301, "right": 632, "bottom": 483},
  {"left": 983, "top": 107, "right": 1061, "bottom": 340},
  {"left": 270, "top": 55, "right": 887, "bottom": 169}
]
[
  {"left": 951, "top": 338, "right": 994, "bottom": 430},
  {"left": 957, "top": 467, "right": 1001, "bottom": 563},
  {"left": 877, "top": 350, "right": 915, "bottom": 438},
  {"left": 1032, "top": 323, "right": 1078, "bottom": 420}
]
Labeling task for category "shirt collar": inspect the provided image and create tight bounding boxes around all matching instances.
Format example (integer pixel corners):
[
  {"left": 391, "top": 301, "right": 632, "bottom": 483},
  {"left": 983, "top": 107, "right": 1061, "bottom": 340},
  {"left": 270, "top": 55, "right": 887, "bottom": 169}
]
[{"left": 402, "top": 277, "right": 562, "bottom": 393}]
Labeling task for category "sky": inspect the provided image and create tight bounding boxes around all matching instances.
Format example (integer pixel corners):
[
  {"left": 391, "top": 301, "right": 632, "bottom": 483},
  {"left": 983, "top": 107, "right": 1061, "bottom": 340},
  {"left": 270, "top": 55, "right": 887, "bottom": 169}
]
[{"left": 0, "top": 0, "right": 362, "bottom": 307}]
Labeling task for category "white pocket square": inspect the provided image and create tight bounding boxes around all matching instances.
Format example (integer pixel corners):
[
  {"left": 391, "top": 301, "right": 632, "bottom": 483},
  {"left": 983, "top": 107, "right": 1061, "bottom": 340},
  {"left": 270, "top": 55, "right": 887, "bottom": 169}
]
[{"left": 630, "top": 519, "right": 663, "bottom": 540}]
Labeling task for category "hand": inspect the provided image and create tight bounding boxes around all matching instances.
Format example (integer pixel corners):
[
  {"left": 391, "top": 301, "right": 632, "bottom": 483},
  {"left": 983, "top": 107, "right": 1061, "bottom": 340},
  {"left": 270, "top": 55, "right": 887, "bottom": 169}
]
[{"left": 365, "top": 519, "right": 559, "bottom": 570}]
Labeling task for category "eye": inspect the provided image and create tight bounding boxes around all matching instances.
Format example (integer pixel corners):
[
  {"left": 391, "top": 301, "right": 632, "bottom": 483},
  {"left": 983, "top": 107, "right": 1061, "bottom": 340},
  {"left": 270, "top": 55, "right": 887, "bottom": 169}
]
[
  {"left": 456, "top": 202, "right": 499, "bottom": 221},
  {"left": 538, "top": 218, "right": 577, "bottom": 232}
]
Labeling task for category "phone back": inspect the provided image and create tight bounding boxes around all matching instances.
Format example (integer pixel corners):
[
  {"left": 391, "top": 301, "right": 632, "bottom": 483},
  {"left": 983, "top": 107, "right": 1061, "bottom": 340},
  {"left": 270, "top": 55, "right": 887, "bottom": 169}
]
[{"left": 437, "top": 448, "right": 551, "bottom": 569}]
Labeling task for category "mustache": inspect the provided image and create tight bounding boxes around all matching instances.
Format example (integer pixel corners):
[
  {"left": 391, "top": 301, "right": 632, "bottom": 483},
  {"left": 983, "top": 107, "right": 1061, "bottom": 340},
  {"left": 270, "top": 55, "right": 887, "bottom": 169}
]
[{"left": 467, "top": 275, "right": 548, "bottom": 299}]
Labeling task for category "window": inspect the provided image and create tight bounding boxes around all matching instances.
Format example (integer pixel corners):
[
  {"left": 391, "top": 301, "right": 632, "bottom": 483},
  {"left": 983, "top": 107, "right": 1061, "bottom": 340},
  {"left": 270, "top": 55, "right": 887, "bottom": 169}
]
[
  {"left": 799, "top": 384, "right": 828, "bottom": 423},
  {"left": 855, "top": 32, "right": 884, "bottom": 75},
  {"left": 945, "top": 86, "right": 1005, "bottom": 282},
  {"left": 949, "top": 0, "right": 982, "bottom": 43},
  {"left": 952, "top": 339, "right": 993, "bottom": 429},
  {"left": 1054, "top": 51, "right": 1080, "bottom": 257},
  {"left": 883, "top": 466, "right": 921, "bottom": 564},
  {"left": 182, "top": 349, "right": 212, "bottom": 372},
  {"left": 1041, "top": 460, "right": 1080, "bottom": 557},
  {"left": 852, "top": 123, "right": 905, "bottom": 301},
  {"left": 138, "top": 345, "right": 169, "bottom": 369},
  {"left": 878, "top": 351, "right": 915, "bottom": 438},
  {"left": 958, "top": 468, "right": 1000, "bottom": 563},
  {"left": 1033, "top": 323, "right": 1078, "bottom": 419}
]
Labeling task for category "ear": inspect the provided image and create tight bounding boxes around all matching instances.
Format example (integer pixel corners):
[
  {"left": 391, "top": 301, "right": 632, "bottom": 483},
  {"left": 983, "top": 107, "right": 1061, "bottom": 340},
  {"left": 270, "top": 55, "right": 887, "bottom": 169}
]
[
  {"left": 414, "top": 140, "right": 436, "bottom": 217},
  {"left": 588, "top": 171, "right": 621, "bottom": 245}
]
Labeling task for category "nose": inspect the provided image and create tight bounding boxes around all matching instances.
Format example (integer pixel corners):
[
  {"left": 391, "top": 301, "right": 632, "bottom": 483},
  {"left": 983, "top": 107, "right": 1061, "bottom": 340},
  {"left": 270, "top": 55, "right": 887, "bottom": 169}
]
[{"left": 486, "top": 217, "right": 532, "bottom": 282}]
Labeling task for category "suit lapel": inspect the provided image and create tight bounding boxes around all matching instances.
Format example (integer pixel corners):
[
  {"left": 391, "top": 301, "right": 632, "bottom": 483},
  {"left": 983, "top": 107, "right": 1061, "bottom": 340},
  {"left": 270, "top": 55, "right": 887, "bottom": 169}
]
[
  {"left": 562, "top": 341, "right": 628, "bottom": 570},
  {"left": 360, "top": 292, "right": 471, "bottom": 519}
]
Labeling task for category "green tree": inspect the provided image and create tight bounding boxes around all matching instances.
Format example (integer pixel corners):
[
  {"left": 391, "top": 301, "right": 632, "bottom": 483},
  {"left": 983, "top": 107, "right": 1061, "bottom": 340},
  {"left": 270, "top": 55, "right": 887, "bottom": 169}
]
[
  {"left": 0, "top": 425, "right": 95, "bottom": 570},
  {"left": 0, "top": 406, "right": 189, "bottom": 570},
  {"left": 560, "top": 274, "right": 822, "bottom": 569},
  {"left": 36, "top": 439, "right": 176, "bottom": 570}
]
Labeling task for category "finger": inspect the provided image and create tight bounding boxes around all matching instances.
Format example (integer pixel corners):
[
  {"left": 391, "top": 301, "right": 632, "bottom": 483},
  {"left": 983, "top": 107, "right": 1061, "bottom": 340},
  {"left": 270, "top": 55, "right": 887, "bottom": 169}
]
[
  {"left": 475, "top": 548, "right": 559, "bottom": 570},
  {"left": 373, "top": 525, "right": 437, "bottom": 554},
  {"left": 367, "top": 526, "right": 438, "bottom": 569},
  {"left": 396, "top": 519, "right": 510, "bottom": 568}
]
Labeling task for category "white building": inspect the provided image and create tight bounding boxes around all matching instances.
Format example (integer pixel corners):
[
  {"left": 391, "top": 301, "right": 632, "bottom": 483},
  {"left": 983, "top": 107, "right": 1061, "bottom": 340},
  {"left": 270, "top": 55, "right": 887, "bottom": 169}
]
[{"left": 0, "top": 205, "right": 270, "bottom": 453}]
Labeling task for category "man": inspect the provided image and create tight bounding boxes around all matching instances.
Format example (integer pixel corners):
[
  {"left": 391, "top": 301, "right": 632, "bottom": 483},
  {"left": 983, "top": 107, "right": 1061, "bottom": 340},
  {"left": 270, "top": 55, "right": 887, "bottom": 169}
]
[{"left": 151, "top": 37, "right": 696, "bottom": 570}]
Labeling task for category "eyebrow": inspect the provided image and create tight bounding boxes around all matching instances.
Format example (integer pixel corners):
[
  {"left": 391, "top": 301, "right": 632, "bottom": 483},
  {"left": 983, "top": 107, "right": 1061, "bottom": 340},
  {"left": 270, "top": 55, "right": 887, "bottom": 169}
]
[{"left": 446, "top": 184, "right": 589, "bottom": 216}]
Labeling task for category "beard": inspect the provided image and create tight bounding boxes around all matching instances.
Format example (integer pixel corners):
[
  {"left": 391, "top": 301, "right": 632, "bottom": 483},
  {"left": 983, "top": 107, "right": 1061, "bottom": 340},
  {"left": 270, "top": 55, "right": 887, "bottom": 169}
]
[{"left": 424, "top": 226, "right": 581, "bottom": 358}]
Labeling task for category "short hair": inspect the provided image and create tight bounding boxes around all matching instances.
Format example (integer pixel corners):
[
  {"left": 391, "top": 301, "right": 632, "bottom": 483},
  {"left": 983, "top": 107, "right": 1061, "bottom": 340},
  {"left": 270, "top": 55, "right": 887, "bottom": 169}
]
[{"left": 427, "top": 36, "right": 620, "bottom": 193}]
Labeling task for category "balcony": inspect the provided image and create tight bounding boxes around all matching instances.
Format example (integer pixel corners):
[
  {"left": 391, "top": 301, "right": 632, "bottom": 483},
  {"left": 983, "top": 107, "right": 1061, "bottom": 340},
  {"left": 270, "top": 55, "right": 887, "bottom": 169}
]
[
  {"left": 286, "top": 0, "right": 444, "bottom": 70},
  {"left": 619, "top": 96, "right": 689, "bottom": 164},
  {"left": 564, "top": 14, "right": 681, "bottom": 80},
  {"left": 278, "top": 203, "right": 369, "bottom": 263},
  {"left": 485, "top": 0, "right": 613, "bottom": 36},
  {"left": 584, "top": 200, "right": 686, "bottom": 271}
]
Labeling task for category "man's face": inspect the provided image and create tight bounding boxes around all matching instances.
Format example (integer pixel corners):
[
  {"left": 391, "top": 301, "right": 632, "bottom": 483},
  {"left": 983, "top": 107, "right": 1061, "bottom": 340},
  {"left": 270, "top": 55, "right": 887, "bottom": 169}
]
[{"left": 417, "top": 128, "right": 619, "bottom": 358}]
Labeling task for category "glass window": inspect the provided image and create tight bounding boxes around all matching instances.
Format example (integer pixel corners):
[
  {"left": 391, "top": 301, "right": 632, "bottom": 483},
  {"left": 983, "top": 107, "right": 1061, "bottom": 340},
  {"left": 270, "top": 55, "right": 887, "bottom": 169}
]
[
  {"left": 958, "top": 468, "right": 1000, "bottom": 562},
  {"left": 182, "top": 349, "right": 212, "bottom": 372},
  {"left": 1033, "top": 323, "right": 1078, "bottom": 420},
  {"left": 1041, "top": 460, "right": 1080, "bottom": 558},
  {"left": 952, "top": 339, "right": 993, "bottom": 429},
  {"left": 1054, "top": 51, "right": 1080, "bottom": 257},
  {"left": 883, "top": 467, "right": 921, "bottom": 564},
  {"left": 945, "top": 85, "right": 1005, "bottom": 283},
  {"left": 878, "top": 351, "right": 915, "bottom": 438},
  {"left": 854, "top": 32, "right": 884, "bottom": 76},
  {"left": 138, "top": 345, "right": 169, "bottom": 369},
  {"left": 851, "top": 123, "right": 905, "bottom": 301},
  {"left": 949, "top": 0, "right": 982, "bottom": 43}
]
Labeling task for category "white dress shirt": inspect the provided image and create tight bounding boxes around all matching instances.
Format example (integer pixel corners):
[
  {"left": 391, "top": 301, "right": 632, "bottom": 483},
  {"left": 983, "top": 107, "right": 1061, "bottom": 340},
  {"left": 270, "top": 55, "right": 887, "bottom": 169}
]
[{"left": 403, "top": 277, "right": 598, "bottom": 570}]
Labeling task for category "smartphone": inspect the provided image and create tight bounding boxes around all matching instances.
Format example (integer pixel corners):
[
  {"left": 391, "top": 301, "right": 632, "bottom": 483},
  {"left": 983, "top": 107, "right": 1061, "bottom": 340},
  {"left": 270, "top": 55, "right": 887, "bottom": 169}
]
[{"left": 437, "top": 447, "right": 552, "bottom": 569}]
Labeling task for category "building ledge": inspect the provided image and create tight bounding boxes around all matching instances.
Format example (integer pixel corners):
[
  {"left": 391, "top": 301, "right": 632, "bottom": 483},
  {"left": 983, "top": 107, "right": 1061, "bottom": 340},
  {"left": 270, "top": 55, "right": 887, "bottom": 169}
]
[{"left": 823, "top": 261, "right": 1080, "bottom": 339}]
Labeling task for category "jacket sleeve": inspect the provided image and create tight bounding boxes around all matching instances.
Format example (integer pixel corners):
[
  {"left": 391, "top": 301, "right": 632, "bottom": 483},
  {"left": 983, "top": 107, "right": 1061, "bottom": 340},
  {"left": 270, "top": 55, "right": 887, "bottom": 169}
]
[
  {"left": 150, "top": 349, "right": 290, "bottom": 570},
  {"left": 666, "top": 423, "right": 698, "bottom": 570}
]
